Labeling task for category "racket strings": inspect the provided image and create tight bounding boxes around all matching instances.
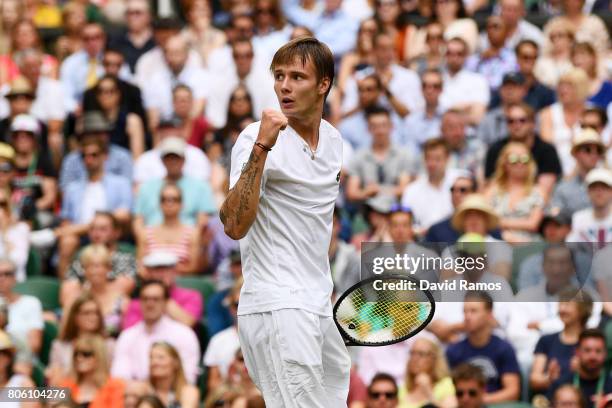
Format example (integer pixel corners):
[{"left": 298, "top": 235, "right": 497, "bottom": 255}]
[{"left": 336, "top": 282, "right": 433, "bottom": 344}]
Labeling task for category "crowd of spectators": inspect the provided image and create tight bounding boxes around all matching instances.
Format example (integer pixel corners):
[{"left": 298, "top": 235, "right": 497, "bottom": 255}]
[{"left": 0, "top": 0, "right": 610, "bottom": 407}]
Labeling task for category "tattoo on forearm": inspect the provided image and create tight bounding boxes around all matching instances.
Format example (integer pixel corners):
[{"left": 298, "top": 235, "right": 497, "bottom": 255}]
[{"left": 221, "top": 150, "right": 262, "bottom": 231}]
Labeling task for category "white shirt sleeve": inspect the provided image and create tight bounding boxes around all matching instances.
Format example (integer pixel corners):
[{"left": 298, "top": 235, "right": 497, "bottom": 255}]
[{"left": 229, "top": 129, "right": 258, "bottom": 189}]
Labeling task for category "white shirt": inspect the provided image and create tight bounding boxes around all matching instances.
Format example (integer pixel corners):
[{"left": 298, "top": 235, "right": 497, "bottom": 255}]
[
  {"left": 205, "top": 68, "right": 279, "bottom": 129},
  {"left": 133, "top": 144, "right": 211, "bottom": 184},
  {"left": 80, "top": 181, "right": 106, "bottom": 224},
  {"left": 341, "top": 65, "right": 424, "bottom": 115},
  {"left": 32, "top": 77, "right": 67, "bottom": 121},
  {"left": 206, "top": 44, "right": 272, "bottom": 77},
  {"left": 440, "top": 69, "right": 490, "bottom": 112},
  {"left": 566, "top": 207, "right": 612, "bottom": 245},
  {"left": 203, "top": 326, "right": 240, "bottom": 378},
  {"left": 134, "top": 47, "right": 202, "bottom": 90},
  {"left": 0, "top": 223, "right": 30, "bottom": 282},
  {"left": 6, "top": 295, "right": 43, "bottom": 349},
  {"left": 142, "top": 65, "right": 211, "bottom": 121},
  {"left": 400, "top": 171, "right": 456, "bottom": 231},
  {"left": 229, "top": 120, "right": 343, "bottom": 316}
]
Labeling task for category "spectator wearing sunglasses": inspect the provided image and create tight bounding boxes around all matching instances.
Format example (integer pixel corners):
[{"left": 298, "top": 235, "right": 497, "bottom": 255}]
[
  {"left": 477, "top": 73, "right": 528, "bottom": 146},
  {"left": 550, "top": 129, "right": 606, "bottom": 218},
  {"left": 57, "top": 131, "right": 132, "bottom": 278},
  {"left": 451, "top": 363, "right": 487, "bottom": 408},
  {"left": 426, "top": 172, "right": 478, "bottom": 243},
  {"left": 484, "top": 102, "right": 561, "bottom": 201},
  {"left": 485, "top": 142, "right": 544, "bottom": 242},
  {"left": 60, "top": 334, "right": 126, "bottom": 408},
  {"left": 82, "top": 48, "right": 148, "bottom": 141},
  {"left": 367, "top": 372, "right": 399, "bottom": 408},
  {"left": 59, "top": 111, "right": 133, "bottom": 193}
]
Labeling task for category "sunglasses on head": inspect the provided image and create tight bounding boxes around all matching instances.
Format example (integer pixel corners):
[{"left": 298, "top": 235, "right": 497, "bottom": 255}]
[{"left": 507, "top": 153, "right": 530, "bottom": 164}]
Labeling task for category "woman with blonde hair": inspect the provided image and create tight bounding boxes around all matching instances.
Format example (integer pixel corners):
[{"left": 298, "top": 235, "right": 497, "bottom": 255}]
[
  {"left": 543, "top": 0, "right": 609, "bottom": 57},
  {"left": 534, "top": 19, "right": 575, "bottom": 89},
  {"left": 61, "top": 245, "right": 128, "bottom": 337},
  {"left": 539, "top": 68, "right": 590, "bottom": 175},
  {"left": 60, "top": 334, "right": 125, "bottom": 407},
  {"left": 571, "top": 42, "right": 612, "bottom": 110},
  {"left": 485, "top": 142, "right": 544, "bottom": 242},
  {"left": 398, "top": 337, "right": 456, "bottom": 408},
  {"left": 148, "top": 341, "right": 199, "bottom": 408},
  {"left": 0, "top": 187, "right": 29, "bottom": 282},
  {"left": 47, "top": 293, "right": 115, "bottom": 386}
]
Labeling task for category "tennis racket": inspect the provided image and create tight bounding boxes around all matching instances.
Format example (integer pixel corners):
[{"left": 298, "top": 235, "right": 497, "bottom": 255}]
[{"left": 333, "top": 275, "right": 435, "bottom": 346}]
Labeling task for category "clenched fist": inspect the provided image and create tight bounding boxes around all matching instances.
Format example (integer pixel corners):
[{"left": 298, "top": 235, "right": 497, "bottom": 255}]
[{"left": 257, "top": 109, "right": 288, "bottom": 147}]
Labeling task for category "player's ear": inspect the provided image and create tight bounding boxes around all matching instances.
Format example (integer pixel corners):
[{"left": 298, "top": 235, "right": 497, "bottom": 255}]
[{"left": 318, "top": 77, "right": 331, "bottom": 96}]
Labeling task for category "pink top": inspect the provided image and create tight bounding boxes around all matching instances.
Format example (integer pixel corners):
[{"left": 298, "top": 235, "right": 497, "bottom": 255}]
[
  {"left": 111, "top": 315, "right": 200, "bottom": 384},
  {"left": 121, "top": 286, "right": 203, "bottom": 330},
  {"left": 143, "top": 226, "right": 194, "bottom": 266}
]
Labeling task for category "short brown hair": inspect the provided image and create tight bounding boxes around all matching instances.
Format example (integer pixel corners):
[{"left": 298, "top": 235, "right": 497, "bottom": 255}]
[
  {"left": 270, "top": 37, "right": 334, "bottom": 99},
  {"left": 452, "top": 363, "right": 486, "bottom": 388},
  {"left": 422, "top": 138, "right": 449, "bottom": 156},
  {"left": 507, "top": 102, "right": 535, "bottom": 122}
]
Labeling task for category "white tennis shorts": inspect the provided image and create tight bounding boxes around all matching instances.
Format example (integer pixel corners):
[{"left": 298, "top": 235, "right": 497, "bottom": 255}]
[{"left": 237, "top": 309, "right": 351, "bottom": 408}]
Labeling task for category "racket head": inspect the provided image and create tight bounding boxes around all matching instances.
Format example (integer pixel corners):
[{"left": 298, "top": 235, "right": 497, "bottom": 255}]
[{"left": 333, "top": 274, "right": 435, "bottom": 347}]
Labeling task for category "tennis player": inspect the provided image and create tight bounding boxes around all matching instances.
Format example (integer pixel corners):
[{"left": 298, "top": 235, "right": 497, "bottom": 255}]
[{"left": 220, "top": 37, "right": 351, "bottom": 406}]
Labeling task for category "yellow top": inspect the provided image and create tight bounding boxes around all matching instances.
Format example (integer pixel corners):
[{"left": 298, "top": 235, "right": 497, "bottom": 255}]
[{"left": 398, "top": 376, "right": 455, "bottom": 408}]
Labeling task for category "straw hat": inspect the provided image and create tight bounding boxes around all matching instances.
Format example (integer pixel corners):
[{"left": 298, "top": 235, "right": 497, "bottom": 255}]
[
  {"left": 451, "top": 194, "right": 499, "bottom": 231},
  {"left": 571, "top": 128, "right": 605, "bottom": 155},
  {"left": 0, "top": 330, "right": 14, "bottom": 352},
  {"left": 5, "top": 76, "right": 34, "bottom": 99}
]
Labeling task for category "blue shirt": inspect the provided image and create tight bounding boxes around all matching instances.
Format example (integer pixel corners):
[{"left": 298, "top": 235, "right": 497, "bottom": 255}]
[
  {"left": 135, "top": 176, "right": 216, "bottom": 226},
  {"left": 338, "top": 110, "right": 405, "bottom": 151},
  {"left": 282, "top": 1, "right": 358, "bottom": 57},
  {"left": 403, "top": 110, "right": 443, "bottom": 152},
  {"left": 59, "top": 51, "right": 104, "bottom": 112},
  {"left": 588, "top": 81, "right": 612, "bottom": 110},
  {"left": 534, "top": 332, "right": 576, "bottom": 387},
  {"left": 466, "top": 49, "right": 518, "bottom": 90},
  {"left": 59, "top": 145, "right": 133, "bottom": 193},
  {"left": 61, "top": 174, "right": 132, "bottom": 223},
  {"left": 446, "top": 335, "right": 520, "bottom": 392}
]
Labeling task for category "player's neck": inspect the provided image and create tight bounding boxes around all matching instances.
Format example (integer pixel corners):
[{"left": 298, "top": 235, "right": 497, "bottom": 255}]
[{"left": 289, "top": 114, "right": 322, "bottom": 150}]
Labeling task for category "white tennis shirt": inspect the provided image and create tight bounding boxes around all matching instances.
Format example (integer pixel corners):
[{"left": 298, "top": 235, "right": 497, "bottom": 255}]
[{"left": 229, "top": 120, "right": 343, "bottom": 317}]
